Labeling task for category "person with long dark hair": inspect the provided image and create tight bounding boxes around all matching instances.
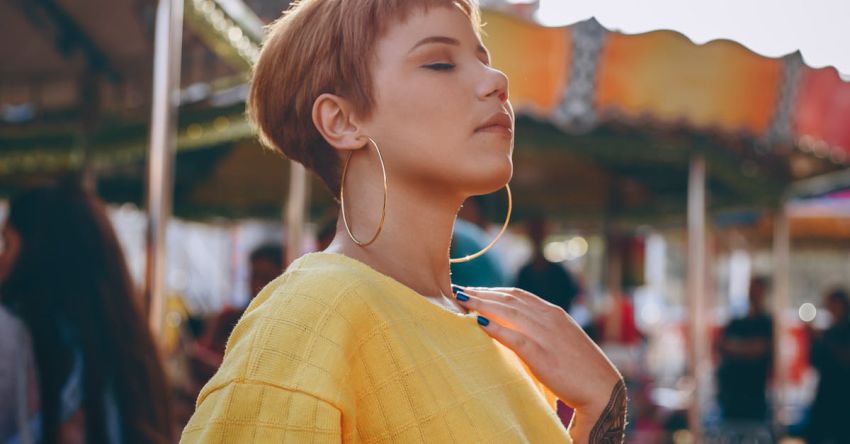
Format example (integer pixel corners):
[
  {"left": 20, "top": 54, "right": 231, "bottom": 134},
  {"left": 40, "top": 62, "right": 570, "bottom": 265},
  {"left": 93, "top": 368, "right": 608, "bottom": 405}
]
[{"left": 0, "top": 178, "right": 173, "bottom": 443}]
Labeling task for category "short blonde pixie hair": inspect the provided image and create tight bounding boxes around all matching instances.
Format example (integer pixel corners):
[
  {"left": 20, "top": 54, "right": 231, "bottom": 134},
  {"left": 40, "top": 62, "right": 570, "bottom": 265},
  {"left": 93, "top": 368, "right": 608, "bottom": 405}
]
[{"left": 247, "top": 0, "right": 481, "bottom": 197}]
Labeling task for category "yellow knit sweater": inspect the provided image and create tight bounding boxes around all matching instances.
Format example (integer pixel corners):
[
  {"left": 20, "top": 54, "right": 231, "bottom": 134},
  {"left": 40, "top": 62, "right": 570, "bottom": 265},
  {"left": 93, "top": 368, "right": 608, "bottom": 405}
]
[{"left": 181, "top": 252, "right": 571, "bottom": 443}]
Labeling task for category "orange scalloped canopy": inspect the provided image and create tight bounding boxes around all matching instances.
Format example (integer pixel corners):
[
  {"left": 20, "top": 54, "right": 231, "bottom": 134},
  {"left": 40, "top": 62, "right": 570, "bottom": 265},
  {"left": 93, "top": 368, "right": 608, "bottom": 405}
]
[
  {"left": 595, "top": 32, "right": 783, "bottom": 134},
  {"left": 481, "top": 11, "right": 570, "bottom": 115},
  {"left": 481, "top": 11, "right": 850, "bottom": 152}
]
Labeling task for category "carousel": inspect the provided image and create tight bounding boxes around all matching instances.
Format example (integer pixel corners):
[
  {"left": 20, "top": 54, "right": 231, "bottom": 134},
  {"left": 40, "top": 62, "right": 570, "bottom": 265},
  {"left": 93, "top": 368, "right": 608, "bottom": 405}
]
[{"left": 2, "top": 0, "right": 849, "bottom": 436}]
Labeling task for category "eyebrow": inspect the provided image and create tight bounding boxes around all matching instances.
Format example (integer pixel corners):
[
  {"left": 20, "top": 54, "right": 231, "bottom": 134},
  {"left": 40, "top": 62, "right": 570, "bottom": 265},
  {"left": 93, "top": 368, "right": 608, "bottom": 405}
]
[{"left": 409, "top": 35, "right": 489, "bottom": 59}]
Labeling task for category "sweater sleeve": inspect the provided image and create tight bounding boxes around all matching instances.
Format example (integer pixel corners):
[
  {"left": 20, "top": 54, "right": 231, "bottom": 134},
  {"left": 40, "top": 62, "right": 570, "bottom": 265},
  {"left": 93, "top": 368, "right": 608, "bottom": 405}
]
[
  {"left": 493, "top": 340, "right": 559, "bottom": 412},
  {"left": 519, "top": 358, "right": 559, "bottom": 412},
  {"left": 180, "top": 380, "right": 341, "bottom": 444}
]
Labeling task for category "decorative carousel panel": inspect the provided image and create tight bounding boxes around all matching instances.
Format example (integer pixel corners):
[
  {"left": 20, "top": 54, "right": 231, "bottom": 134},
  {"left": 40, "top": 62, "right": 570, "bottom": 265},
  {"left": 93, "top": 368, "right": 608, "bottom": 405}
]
[{"left": 595, "top": 31, "right": 783, "bottom": 134}]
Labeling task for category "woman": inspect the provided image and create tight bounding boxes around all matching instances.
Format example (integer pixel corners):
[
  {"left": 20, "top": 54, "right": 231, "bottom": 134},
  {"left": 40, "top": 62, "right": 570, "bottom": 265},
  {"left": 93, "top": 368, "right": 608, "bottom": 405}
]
[
  {"left": 0, "top": 178, "right": 173, "bottom": 443},
  {"left": 183, "top": 1, "right": 626, "bottom": 442}
]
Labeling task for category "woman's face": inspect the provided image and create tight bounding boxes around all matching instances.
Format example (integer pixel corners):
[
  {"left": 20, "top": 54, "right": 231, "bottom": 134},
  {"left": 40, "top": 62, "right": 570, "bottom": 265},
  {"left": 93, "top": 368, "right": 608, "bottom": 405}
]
[{"left": 362, "top": 5, "right": 513, "bottom": 198}]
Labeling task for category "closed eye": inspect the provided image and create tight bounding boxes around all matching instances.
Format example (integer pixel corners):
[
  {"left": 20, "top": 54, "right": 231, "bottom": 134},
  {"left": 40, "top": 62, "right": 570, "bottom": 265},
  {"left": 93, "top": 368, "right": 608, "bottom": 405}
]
[{"left": 424, "top": 63, "right": 455, "bottom": 71}]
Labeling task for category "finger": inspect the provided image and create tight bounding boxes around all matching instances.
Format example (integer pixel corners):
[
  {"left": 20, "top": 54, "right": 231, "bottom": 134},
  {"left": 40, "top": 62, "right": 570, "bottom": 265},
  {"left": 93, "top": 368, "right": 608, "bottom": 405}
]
[
  {"left": 461, "top": 286, "right": 541, "bottom": 305},
  {"left": 475, "top": 316, "right": 543, "bottom": 359},
  {"left": 459, "top": 287, "right": 526, "bottom": 307},
  {"left": 463, "top": 286, "right": 562, "bottom": 314},
  {"left": 459, "top": 288, "right": 567, "bottom": 333},
  {"left": 455, "top": 292, "right": 539, "bottom": 332}
]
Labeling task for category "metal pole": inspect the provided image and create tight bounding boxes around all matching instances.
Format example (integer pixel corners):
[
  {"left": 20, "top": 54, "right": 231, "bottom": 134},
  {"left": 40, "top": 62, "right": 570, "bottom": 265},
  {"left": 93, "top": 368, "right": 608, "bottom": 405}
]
[
  {"left": 772, "top": 204, "right": 790, "bottom": 428},
  {"left": 145, "top": 0, "right": 184, "bottom": 335},
  {"left": 285, "top": 161, "right": 310, "bottom": 266},
  {"left": 686, "top": 154, "right": 707, "bottom": 438}
]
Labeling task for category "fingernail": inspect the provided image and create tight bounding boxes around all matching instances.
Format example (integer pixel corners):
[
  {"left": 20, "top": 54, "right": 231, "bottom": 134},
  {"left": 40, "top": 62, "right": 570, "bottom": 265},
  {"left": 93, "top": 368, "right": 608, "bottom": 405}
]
[
  {"left": 456, "top": 292, "right": 470, "bottom": 302},
  {"left": 451, "top": 284, "right": 464, "bottom": 294},
  {"left": 477, "top": 315, "right": 490, "bottom": 327}
]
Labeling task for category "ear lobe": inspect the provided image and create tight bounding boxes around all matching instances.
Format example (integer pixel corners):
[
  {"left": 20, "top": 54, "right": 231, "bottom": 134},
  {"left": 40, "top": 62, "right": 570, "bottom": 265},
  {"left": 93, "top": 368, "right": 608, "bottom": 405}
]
[{"left": 312, "top": 93, "right": 364, "bottom": 152}]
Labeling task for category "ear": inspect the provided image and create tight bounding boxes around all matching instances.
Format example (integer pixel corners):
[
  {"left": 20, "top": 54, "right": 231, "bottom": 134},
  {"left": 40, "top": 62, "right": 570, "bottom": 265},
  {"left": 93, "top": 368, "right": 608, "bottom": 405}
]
[{"left": 312, "top": 93, "right": 367, "bottom": 152}]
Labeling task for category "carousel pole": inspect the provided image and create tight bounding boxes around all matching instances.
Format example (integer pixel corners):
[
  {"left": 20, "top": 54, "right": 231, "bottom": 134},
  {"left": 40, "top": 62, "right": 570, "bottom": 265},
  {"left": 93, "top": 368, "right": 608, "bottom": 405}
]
[
  {"left": 144, "top": 0, "right": 184, "bottom": 335},
  {"left": 686, "top": 154, "right": 707, "bottom": 439},
  {"left": 772, "top": 202, "right": 790, "bottom": 429}
]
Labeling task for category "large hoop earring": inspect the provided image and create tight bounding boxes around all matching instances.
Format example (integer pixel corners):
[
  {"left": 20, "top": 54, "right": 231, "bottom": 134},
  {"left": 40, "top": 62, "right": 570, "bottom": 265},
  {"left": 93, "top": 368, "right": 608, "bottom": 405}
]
[
  {"left": 340, "top": 137, "right": 388, "bottom": 247},
  {"left": 450, "top": 184, "right": 512, "bottom": 264}
]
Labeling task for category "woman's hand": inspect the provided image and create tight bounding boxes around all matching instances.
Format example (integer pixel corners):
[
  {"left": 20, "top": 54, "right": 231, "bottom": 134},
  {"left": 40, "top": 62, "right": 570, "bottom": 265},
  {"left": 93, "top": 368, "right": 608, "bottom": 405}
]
[{"left": 455, "top": 286, "right": 627, "bottom": 444}]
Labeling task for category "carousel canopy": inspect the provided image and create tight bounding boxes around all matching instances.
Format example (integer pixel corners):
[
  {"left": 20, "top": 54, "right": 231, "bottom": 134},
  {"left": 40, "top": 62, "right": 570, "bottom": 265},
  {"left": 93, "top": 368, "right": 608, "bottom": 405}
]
[
  {"left": 483, "top": 0, "right": 850, "bottom": 76},
  {"left": 1, "top": 2, "right": 848, "bottom": 226}
]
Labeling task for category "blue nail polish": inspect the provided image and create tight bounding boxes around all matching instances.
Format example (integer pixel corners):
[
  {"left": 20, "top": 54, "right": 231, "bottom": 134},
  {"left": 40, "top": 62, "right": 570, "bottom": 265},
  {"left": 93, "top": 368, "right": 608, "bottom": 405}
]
[
  {"left": 477, "top": 315, "right": 490, "bottom": 327},
  {"left": 456, "top": 292, "right": 469, "bottom": 302},
  {"left": 451, "top": 284, "right": 463, "bottom": 294}
]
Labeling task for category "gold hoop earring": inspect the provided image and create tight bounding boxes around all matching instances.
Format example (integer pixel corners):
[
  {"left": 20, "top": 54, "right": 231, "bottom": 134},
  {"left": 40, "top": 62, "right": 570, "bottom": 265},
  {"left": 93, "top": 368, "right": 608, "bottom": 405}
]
[
  {"left": 450, "top": 184, "right": 512, "bottom": 264},
  {"left": 340, "top": 137, "right": 388, "bottom": 247}
]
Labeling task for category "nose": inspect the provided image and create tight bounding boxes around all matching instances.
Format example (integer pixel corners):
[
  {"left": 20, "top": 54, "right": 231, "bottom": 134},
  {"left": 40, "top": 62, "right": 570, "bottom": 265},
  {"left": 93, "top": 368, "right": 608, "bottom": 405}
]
[{"left": 478, "top": 66, "right": 509, "bottom": 104}]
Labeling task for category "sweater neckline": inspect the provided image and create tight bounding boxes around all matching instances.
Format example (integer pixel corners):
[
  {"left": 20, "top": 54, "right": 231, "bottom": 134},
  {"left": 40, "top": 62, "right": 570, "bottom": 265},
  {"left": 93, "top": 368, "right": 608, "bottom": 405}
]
[{"left": 298, "top": 251, "right": 478, "bottom": 323}]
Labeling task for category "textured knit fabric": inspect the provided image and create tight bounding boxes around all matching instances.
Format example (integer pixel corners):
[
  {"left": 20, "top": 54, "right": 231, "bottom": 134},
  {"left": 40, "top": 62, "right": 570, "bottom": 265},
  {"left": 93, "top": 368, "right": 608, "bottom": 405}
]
[{"left": 181, "top": 252, "right": 572, "bottom": 443}]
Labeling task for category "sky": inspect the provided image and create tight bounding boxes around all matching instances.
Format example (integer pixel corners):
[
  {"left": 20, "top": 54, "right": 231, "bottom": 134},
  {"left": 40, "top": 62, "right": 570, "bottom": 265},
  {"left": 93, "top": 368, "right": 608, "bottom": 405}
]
[{"left": 500, "top": 0, "right": 850, "bottom": 77}]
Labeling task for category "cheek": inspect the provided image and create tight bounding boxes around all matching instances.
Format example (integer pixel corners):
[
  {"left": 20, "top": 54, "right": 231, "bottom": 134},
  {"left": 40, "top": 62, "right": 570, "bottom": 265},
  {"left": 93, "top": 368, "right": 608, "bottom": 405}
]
[
  {"left": 371, "top": 75, "right": 511, "bottom": 191},
  {"left": 385, "top": 87, "right": 463, "bottom": 141},
  {"left": 374, "top": 91, "right": 463, "bottom": 165}
]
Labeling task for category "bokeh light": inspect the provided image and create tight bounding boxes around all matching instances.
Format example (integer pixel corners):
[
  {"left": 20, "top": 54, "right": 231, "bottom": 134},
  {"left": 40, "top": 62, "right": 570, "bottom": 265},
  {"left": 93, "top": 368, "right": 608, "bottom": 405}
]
[{"left": 799, "top": 302, "right": 817, "bottom": 323}]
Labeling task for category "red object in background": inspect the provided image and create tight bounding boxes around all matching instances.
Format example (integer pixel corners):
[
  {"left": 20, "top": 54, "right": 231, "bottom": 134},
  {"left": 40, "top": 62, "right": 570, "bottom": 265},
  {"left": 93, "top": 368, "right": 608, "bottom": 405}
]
[
  {"left": 623, "top": 237, "right": 646, "bottom": 289},
  {"left": 794, "top": 67, "right": 850, "bottom": 156},
  {"left": 597, "top": 295, "right": 643, "bottom": 346},
  {"left": 786, "top": 323, "right": 811, "bottom": 384},
  {"left": 557, "top": 400, "right": 574, "bottom": 429}
]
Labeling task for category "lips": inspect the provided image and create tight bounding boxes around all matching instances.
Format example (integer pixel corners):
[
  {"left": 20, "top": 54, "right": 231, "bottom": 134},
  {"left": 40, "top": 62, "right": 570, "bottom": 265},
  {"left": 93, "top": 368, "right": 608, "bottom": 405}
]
[{"left": 475, "top": 112, "right": 513, "bottom": 134}]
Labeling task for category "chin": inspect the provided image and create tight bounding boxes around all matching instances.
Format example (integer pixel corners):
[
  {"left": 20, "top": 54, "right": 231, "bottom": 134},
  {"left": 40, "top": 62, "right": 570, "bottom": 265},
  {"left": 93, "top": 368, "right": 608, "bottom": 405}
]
[{"left": 465, "top": 156, "right": 513, "bottom": 196}]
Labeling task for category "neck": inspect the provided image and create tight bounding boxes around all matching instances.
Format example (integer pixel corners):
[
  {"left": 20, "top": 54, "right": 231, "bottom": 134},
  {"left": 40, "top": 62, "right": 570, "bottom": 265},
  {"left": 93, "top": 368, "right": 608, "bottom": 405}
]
[{"left": 326, "top": 178, "right": 464, "bottom": 302}]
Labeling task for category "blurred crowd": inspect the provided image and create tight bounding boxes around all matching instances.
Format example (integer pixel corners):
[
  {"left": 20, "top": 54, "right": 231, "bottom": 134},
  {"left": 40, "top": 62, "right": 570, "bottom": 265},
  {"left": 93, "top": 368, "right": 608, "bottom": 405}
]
[{"left": 1, "top": 179, "right": 848, "bottom": 444}]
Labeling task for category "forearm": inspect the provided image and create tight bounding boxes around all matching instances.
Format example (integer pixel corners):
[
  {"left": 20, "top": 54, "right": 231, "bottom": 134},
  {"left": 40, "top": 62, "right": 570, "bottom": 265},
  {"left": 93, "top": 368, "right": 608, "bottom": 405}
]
[{"left": 568, "top": 379, "right": 627, "bottom": 444}]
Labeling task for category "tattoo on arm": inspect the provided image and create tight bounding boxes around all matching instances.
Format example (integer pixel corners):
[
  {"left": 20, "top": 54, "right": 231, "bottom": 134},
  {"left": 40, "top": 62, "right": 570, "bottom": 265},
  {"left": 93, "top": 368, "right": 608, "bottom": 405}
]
[{"left": 589, "top": 379, "right": 627, "bottom": 444}]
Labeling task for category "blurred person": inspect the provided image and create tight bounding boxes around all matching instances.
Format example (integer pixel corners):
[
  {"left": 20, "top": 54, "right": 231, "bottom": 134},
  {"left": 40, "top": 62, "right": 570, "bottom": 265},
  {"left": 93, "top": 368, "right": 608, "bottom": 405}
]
[
  {"left": 449, "top": 217, "right": 506, "bottom": 287},
  {"left": 247, "top": 244, "right": 285, "bottom": 297},
  {"left": 0, "top": 178, "right": 172, "bottom": 443},
  {"left": 512, "top": 217, "right": 587, "bottom": 430},
  {"left": 180, "top": 244, "right": 283, "bottom": 427},
  {"left": 182, "top": 1, "right": 627, "bottom": 442},
  {"left": 805, "top": 288, "right": 850, "bottom": 444},
  {"left": 514, "top": 217, "right": 581, "bottom": 314},
  {"left": 456, "top": 193, "right": 488, "bottom": 230},
  {"left": 456, "top": 194, "right": 526, "bottom": 278},
  {"left": 716, "top": 277, "right": 774, "bottom": 423},
  {"left": 0, "top": 304, "right": 39, "bottom": 443},
  {"left": 316, "top": 212, "right": 339, "bottom": 251},
  {"left": 190, "top": 243, "right": 284, "bottom": 382}
]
